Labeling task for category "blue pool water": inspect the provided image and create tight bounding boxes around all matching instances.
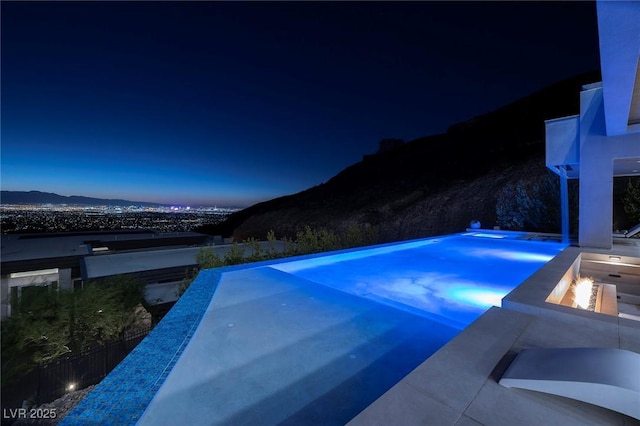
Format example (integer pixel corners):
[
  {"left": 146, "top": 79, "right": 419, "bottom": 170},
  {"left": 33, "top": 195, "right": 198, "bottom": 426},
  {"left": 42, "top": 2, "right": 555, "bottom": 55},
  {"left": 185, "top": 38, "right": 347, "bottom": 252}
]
[{"left": 273, "top": 232, "right": 567, "bottom": 329}]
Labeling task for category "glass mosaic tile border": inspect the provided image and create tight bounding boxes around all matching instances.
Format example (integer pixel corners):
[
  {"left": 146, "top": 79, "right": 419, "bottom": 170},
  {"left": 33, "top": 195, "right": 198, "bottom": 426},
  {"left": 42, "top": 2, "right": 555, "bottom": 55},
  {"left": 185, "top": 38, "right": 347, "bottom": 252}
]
[{"left": 60, "top": 268, "right": 224, "bottom": 425}]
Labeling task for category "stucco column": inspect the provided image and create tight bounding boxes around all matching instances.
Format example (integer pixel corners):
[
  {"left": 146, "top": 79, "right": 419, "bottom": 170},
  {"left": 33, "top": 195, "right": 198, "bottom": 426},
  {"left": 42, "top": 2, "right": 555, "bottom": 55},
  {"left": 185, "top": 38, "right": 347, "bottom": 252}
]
[
  {"left": 579, "top": 145, "right": 614, "bottom": 249},
  {"left": 578, "top": 87, "right": 613, "bottom": 249}
]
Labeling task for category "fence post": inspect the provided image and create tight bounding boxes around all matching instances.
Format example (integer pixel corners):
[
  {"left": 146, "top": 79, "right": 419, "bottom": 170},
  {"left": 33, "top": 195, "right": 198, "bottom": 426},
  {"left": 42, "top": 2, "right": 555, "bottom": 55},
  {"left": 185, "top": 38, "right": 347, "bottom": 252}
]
[{"left": 37, "top": 362, "right": 42, "bottom": 405}]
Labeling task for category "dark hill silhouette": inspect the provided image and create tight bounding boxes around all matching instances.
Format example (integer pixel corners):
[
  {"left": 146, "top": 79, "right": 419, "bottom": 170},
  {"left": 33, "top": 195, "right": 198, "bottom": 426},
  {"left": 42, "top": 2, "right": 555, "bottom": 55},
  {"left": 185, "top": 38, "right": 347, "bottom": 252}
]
[
  {"left": 200, "top": 70, "right": 600, "bottom": 240},
  {"left": 0, "top": 190, "right": 162, "bottom": 207}
]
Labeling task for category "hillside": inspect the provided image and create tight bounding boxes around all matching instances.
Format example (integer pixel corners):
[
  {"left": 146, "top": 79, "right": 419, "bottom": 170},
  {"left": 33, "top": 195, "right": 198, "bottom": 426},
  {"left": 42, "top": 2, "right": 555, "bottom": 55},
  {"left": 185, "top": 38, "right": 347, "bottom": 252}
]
[
  {"left": 197, "top": 71, "right": 601, "bottom": 241},
  {"left": 0, "top": 191, "right": 162, "bottom": 207}
]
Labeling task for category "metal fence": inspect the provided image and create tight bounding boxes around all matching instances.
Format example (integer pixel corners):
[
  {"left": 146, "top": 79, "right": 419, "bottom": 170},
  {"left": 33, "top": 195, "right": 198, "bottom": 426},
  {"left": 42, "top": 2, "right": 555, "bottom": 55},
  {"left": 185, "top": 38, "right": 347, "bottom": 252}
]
[
  {"left": 36, "top": 326, "right": 152, "bottom": 404},
  {"left": 2, "top": 326, "right": 152, "bottom": 412}
]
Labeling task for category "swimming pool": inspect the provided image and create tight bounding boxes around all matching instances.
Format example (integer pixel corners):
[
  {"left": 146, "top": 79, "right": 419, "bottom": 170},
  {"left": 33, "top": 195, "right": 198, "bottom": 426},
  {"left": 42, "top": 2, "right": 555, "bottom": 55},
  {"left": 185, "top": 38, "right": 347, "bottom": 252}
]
[
  {"left": 63, "top": 231, "right": 568, "bottom": 425},
  {"left": 272, "top": 231, "right": 567, "bottom": 329}
]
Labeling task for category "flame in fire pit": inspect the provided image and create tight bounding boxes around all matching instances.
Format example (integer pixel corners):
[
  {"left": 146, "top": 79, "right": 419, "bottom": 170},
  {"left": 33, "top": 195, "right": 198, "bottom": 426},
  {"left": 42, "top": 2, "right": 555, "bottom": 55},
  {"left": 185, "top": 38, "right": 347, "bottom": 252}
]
[{"left": 573, "top": 277, "right": 595, "bottom": 309}]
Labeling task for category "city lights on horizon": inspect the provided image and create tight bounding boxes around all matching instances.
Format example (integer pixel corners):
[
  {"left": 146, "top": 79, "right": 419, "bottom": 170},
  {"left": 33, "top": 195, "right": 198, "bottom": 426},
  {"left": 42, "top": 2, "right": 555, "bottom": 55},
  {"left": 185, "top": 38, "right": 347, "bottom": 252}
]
[
  {"left": 0, "top": 203, "right": 240, "bottom": 214},
  {"left": 0, "top": 203, "right": 239, "bottom": 234}
]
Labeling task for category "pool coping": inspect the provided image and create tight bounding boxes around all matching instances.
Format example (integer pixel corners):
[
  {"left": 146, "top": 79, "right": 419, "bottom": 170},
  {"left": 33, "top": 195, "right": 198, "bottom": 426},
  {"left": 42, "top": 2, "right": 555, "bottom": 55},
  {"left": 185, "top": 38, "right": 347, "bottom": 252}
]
[{"left": 59, "top": 230, "right": 563, "bottom": 425}]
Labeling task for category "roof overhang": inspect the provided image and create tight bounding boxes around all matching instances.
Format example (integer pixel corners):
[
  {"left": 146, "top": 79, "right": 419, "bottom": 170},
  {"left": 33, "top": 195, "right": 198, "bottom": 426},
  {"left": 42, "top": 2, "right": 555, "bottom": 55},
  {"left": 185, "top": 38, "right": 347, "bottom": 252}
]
[{"left": 596, "top": 1, "right": 640, "bottom": 136}]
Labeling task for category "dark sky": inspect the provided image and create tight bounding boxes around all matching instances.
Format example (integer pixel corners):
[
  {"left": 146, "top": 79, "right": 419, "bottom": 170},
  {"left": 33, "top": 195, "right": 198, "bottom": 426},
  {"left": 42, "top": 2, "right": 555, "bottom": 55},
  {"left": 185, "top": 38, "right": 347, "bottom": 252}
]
[{"left": 1, "top": 1, "right": 600, "bottom": 207}]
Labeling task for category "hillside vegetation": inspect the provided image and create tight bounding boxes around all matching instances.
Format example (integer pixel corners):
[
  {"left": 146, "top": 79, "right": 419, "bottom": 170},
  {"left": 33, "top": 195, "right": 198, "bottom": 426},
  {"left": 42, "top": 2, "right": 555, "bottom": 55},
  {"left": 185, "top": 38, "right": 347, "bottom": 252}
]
[{"left": 197, "top": 71, "right": 601, "bottom": 241}]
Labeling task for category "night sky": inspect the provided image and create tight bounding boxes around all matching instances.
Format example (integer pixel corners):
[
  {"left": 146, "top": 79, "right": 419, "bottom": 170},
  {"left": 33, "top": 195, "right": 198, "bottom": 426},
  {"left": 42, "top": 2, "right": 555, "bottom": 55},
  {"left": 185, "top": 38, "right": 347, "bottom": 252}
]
[{"left": 1, "top": 2, "right": 600, "bottom": 207}]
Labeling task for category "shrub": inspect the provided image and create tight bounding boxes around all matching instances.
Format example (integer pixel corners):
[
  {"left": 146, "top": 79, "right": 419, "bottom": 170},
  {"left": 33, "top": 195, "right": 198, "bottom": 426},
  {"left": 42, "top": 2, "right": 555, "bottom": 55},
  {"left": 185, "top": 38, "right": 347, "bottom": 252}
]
[
  {"left": 223, "top": 243, "right": 245, "bottom": 265},
  {"left": 342, "top": 223, "right": 379, "bottom": 248},
  {"left": 280, "top": 235, "right": 296, "bottom": 256},
  {"left": 294, "top": 226, "right": 340, "bottom": 254},
  {"left": 265, "top": 230, "right": 280, "bottom": 259},
  {"left": 67, "top": 276, "right": 144, "bottom": 348},
  {"left": 1, "top": 275, "right": 144, "bottom": 385},
  {"left": 196, "top": 246, "right": 224, "bottom": 269},
  {"left": 245, "top": 237, "right": 264, "bottom": 262},
  {"left": 180, "top": 226, "right": 383, "bottom": 303},
  {"left": 176, "top": 268, "right": 198, "bottom": 298}
]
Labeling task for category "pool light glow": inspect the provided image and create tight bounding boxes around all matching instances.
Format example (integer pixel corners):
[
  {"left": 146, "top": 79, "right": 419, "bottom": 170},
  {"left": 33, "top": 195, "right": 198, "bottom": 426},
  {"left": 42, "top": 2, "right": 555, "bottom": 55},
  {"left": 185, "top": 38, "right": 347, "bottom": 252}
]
[
  {"left": 446, "top": 286, "right": 507, "bottom": 309},
  {"left": 468, "top": 248, "right": 555, "bottom": 263},
  {"left": 463, "top": 232, "right": 506, "bottom": 239}
]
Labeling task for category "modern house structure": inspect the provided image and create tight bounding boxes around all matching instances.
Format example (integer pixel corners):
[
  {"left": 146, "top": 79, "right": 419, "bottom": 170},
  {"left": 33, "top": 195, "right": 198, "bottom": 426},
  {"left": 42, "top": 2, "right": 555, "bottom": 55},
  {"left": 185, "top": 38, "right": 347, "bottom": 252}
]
[
  {"left": 545, "top": 1, "right": 640, "bottom": 249},
  {"left": 0, "top": 230, "right": 209, "bottom": 318},
  {"left": 1, "top": 230, "right": 280, "bottom": 320},
  {"left": 80, "top": 241, "right": 280, "bottom": 321}
]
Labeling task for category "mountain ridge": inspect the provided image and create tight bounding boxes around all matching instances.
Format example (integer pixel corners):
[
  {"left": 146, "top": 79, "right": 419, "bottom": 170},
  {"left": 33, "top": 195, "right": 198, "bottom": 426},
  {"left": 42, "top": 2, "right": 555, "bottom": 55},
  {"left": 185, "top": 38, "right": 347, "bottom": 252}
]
[
  {"left": 0, "top": 190, "right": 164, "bottom": 207},
  {"left": 197, "top": 70, "right": 601, "bottom": 241}
]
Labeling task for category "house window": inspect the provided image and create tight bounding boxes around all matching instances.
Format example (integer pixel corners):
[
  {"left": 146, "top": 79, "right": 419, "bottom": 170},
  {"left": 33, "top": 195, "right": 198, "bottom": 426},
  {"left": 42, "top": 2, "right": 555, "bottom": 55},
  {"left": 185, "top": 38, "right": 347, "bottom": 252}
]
[{"left": 10, "top": 281, "right": 59, "bottom": 315}]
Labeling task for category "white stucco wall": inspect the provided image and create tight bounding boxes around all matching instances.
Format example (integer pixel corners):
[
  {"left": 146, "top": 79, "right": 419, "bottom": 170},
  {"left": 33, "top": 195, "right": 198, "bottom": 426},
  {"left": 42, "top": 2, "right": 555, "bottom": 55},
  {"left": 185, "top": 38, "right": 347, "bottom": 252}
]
[
  {"left": 545, "top": 115, "right": 580, "bottom": 174},
  {"left": 578, "top": 86, "right": 640, "bottom": 248}
]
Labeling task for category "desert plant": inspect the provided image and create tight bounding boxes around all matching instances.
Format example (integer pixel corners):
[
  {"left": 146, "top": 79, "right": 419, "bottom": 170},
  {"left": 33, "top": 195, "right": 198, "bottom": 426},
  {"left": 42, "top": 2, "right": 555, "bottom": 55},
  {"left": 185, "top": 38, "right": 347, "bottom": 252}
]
[
  {"left": 294, "top": 226, "right": 340, "bottom": 254},
  {"left": 245, "top": 237, "right": 264, "bottom": 262},
  {"left": 342, "top": 223, "right": 379, "bottom": 248},
  {"left": 196, "top": 246, "right": 224, "bottom": 269},
  {"left": 281, "top": 235, "right": 296, "bottom": 256},
  {"left": 265, "top": 230, "right": 280, "bottom": 259},
  {"left": 223, "top": 242, "right": 245, "bottom": 265},
  {"left": 176, "top": 267, "right": 199, "bottom": 298},
  {"left": 316, "top": 228, "right": 341, "bottom": 252},
  {"left": 177, "top": 226, "right": 381, "bottom": 304}
]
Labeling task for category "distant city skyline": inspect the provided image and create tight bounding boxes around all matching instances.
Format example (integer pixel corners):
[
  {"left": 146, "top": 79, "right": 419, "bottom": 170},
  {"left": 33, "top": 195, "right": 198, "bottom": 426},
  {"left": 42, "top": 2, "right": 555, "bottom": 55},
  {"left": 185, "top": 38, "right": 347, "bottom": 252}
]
[
  {"left": 1, "top": 2, "right": 600, "bottom": 207},
  {"left": 0, "top": 189, "right": 241, "bottom": 209}
]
